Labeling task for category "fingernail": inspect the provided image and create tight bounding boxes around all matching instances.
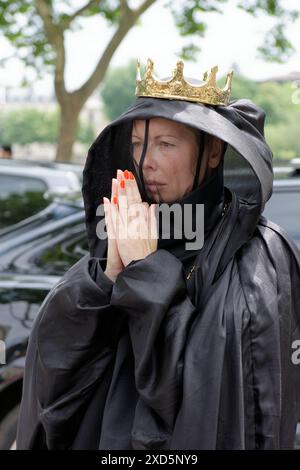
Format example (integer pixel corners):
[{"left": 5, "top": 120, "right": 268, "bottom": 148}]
[
  {"left": 113, "top": 196, "right": 118, "bottom": 204},
  {"left": 129, "top": 171, "right": 135, "bottom": 180},
  {"left": 120, "top": 180, "right": 125, "bottom": 189},
  {"left": 124, "top": 170, "right": 129, "bottom": 180}
]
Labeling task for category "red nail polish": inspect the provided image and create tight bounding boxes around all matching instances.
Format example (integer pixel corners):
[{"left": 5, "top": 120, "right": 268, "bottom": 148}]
[
  {"left": 120, "top": 180, "right": 125, "bottom": 189},
  {"left": 124, "top": 170, "right": 129, "bottom": 180},
  {"left": 113, "top": 196, "right": 118, "bottom": 204},
  {"left": 129, "top": 171, "right": 135, "bottom": 180}
]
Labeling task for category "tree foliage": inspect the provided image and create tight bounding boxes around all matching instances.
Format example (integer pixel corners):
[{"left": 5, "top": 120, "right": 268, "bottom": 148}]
[
  {"left": 0, "top": 1, "right": 298, "bottom": 74},
  {"left": 100, "top": 59, "right": 136, "bottom": 120},
  {"left": 0, "top": 108, "right": 95, "bottom": 145},
  {"left": 226, "top": 74, "right": 300, "bottom": 158},
  {"left": 0, "top": 0, "right": 298, "bottom": 161}
]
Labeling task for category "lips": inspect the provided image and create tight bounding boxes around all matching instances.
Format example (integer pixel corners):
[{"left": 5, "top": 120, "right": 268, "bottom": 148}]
[
  {"left": 145, "top": 180, "right": 165, "bottom": 193},
  {"left": 144, "top": 180, "right": 165, "bottom": 187}
]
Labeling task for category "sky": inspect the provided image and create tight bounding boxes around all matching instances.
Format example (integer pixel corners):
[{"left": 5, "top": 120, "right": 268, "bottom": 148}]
[{"left": 0, "top": 0, "right": 300, "bottom": 96}]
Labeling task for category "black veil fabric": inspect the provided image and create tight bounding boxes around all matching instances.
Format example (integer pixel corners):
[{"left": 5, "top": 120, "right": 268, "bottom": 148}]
[
  {"left": 130, "top": 118, "right": 205, "bottom": 202},
  {"left": 124, "top": 115, "right": 227, "bottom": 296},
  {"left": 16, "top": 93, "right": 300, "bottom": 450}
]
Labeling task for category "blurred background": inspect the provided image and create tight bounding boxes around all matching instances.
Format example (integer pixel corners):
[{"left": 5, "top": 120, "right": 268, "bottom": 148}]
[
  {"left": 1, "top": 0, "right": 300, "bottom": 164},
  {"left": 1, "top": 0, "right": 300, "bottom": 451}
]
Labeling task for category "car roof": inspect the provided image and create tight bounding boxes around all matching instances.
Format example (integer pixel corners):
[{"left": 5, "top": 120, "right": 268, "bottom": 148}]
[
  {"left": 0, "top": 160, "right": 81, "bottom": 192},
  {"left": 273, "top": 177, "right": 300, "bottom": 191},
  {"left": 290, "top": 158, "right": 300, "bottom": 170},
  {"left": 0, "top": 158, "right": 83, "bottom": 171}
]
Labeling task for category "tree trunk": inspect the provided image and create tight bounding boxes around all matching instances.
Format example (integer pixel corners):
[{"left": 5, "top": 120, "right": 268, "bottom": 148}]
[{"left": 55, "top": 104, "right": 81, "bottom": 163}]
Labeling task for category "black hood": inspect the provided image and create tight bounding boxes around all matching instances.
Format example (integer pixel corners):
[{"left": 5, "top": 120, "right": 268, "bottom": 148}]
[{"left": 82, "top": 96, "right": 273, "bottom": 276}]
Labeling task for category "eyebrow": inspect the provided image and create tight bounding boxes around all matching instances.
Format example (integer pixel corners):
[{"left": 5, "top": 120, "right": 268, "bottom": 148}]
[{"left": 131, "top": 134, "right": 180, "bottom": 140}]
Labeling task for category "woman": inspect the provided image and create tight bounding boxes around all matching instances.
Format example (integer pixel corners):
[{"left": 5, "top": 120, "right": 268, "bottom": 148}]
[{"left": 17, "top": 60, "right": 300, "bottom": 450}]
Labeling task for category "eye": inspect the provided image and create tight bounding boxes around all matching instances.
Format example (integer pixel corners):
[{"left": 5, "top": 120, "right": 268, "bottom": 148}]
[
  {"left": 159, "top": 141, "right": 174, "bottom": 148},
  {"left": 132, "top": 141, "right": 142, "bottom": 148}
]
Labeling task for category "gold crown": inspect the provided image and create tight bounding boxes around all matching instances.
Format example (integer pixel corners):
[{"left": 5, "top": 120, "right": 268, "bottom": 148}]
[{"left": 135, "top": 58, "right": 233, "bottom": 106}]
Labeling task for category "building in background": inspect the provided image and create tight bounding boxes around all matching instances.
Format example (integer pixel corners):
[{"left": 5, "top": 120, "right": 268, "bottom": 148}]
[{"left": 0, "top": 85, "right": 108, "bottom": 163}]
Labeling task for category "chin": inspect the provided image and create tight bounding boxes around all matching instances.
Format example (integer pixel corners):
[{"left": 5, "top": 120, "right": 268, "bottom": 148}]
[{"left": 159, "top": 194, "right": 179, "bottom": 204}]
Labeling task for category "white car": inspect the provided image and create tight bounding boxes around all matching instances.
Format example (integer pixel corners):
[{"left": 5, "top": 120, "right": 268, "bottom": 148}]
[
  {"left": 0, "top": 160, "right": 82, "bottom": 199},
  {"left": 0, "top": 159, "right": 83, "bottom": 230}
]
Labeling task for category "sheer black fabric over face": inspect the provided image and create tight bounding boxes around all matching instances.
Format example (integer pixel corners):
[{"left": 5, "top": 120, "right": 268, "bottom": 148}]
[{"left": 125, "top": 117, "right": 228, "bottom": 296}]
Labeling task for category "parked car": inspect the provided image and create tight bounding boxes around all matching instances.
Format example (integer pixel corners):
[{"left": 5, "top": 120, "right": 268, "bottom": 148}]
[
  {"left": 263, "top": 178, "right": 300, "bottom": 247},
  {"left": 0, "top": 175, "right": 299, "bottom": 450},
  {"left": 0, "top": 158, "right": 83, "bottom": 182},
  {"left": 0, "top": 159, "right": 82, "bottom": 230},
  {"left": 0, "top": 192, "right": 86, "bottom": 449},
  {"left": 290, "top": 158, "right": 300, "bottom": 176}
]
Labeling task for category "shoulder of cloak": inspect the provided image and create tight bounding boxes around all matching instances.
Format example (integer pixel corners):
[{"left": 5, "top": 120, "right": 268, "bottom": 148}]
[{"left": 236, "top": 215, "right": 300, "bottom": 333}]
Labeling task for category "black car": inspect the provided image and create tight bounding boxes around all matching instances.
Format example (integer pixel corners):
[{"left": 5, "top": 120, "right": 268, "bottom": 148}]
[
  {"left": 0, "top": 179, "right": 299, "bottom": 450},
  {"left": 0, "top": 192, "right": 86, "bottom": 449}
]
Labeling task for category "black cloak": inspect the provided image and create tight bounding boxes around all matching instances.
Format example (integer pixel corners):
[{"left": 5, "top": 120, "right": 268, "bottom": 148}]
[{"left": 16, "top": 96, "right": 300, "bottom": 450}]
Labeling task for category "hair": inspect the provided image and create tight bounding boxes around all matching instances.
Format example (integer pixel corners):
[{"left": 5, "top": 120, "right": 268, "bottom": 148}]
[
  {"left": 1, "top": 145, "right": 12, "bottom": 154},
  {"left": 185, "top": 125, "right": 227, "bottom": 160}
]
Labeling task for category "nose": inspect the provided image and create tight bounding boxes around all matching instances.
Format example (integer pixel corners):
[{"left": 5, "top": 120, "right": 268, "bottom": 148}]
[{"left": 142, "top": 143, "right": 158, "bottom": 171}]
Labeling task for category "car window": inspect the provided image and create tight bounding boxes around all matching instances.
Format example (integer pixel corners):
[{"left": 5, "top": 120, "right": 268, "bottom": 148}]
[
  {"left": 0, "top": 287, "right": 49, "bottom": 335},
  {"left": 5, "top": 222, "right": 88, "bottom": 276},
  {"left": 35, "top": 225, "right": 88, "bottom": 276},
  {"left": 0, "top": 174, "right": 47, "bottom": 198},
  {"left": 263, "top": 191, "right": 300, "bottom": 247},
  {"left": 0, "top": 174, "right": 49, "bottom": 229}
]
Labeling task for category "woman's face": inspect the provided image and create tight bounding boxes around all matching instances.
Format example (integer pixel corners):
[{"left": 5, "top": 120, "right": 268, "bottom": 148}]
[{"left": 131, "top": 117, "right": 223, "bottom": 203}]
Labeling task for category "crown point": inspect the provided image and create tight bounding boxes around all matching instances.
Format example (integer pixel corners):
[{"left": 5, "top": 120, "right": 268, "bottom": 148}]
[
  {"left": 145, "top": 58, "right": 155, "bottom": 79},
  {"left": 223, "top": 69, "right": 234, "bottom": 92},
  {"left": 147, "top": 58, "right": 154, "bottom": 70},
  {"left": 207, "top": 66, "right": 218, "bottom": 86},
  {"left": 136, "top": 58, "right": 141, "bottom": 81},
  {"left": 172, "top": 60, "right": 184, "bottom": 81}
]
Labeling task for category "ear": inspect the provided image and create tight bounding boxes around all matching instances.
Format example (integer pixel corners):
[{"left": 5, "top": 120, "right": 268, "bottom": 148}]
[{"left": 207, "top": 137, "right": 224, "bottom": 169}]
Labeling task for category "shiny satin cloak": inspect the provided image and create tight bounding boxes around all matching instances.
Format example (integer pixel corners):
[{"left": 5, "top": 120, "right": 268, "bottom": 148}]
[{"left": 16, "top": 219, "right": 300, "bottom": 449}]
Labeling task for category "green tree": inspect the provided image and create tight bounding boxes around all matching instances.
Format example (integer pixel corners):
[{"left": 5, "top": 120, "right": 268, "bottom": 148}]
[
  {"left": 0, "top": 108, "right": 95, "bottom": 145},
  {"left": 229, "top": 75, "right": 258, "bottom": 102},
  {"left": 0, "top": 108, "right": 58, "bottom": 145},
  {"left": 101, "top": 59, "right": 136, "bottom": 120},
  {"left": 229, "top": 75, "right": 284, "bottom": 126},
  {"left": 77, "top": 119, "right": 96, "bottom": 144},
  {"left": 264, "top": 83, "right": 300, "bottom": 159},
  {"left": 0, "top": 0, "right": 298, "bottom": 162},
  {"left": 220, "top": 74, "right": 300, "bottom": 159}
]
